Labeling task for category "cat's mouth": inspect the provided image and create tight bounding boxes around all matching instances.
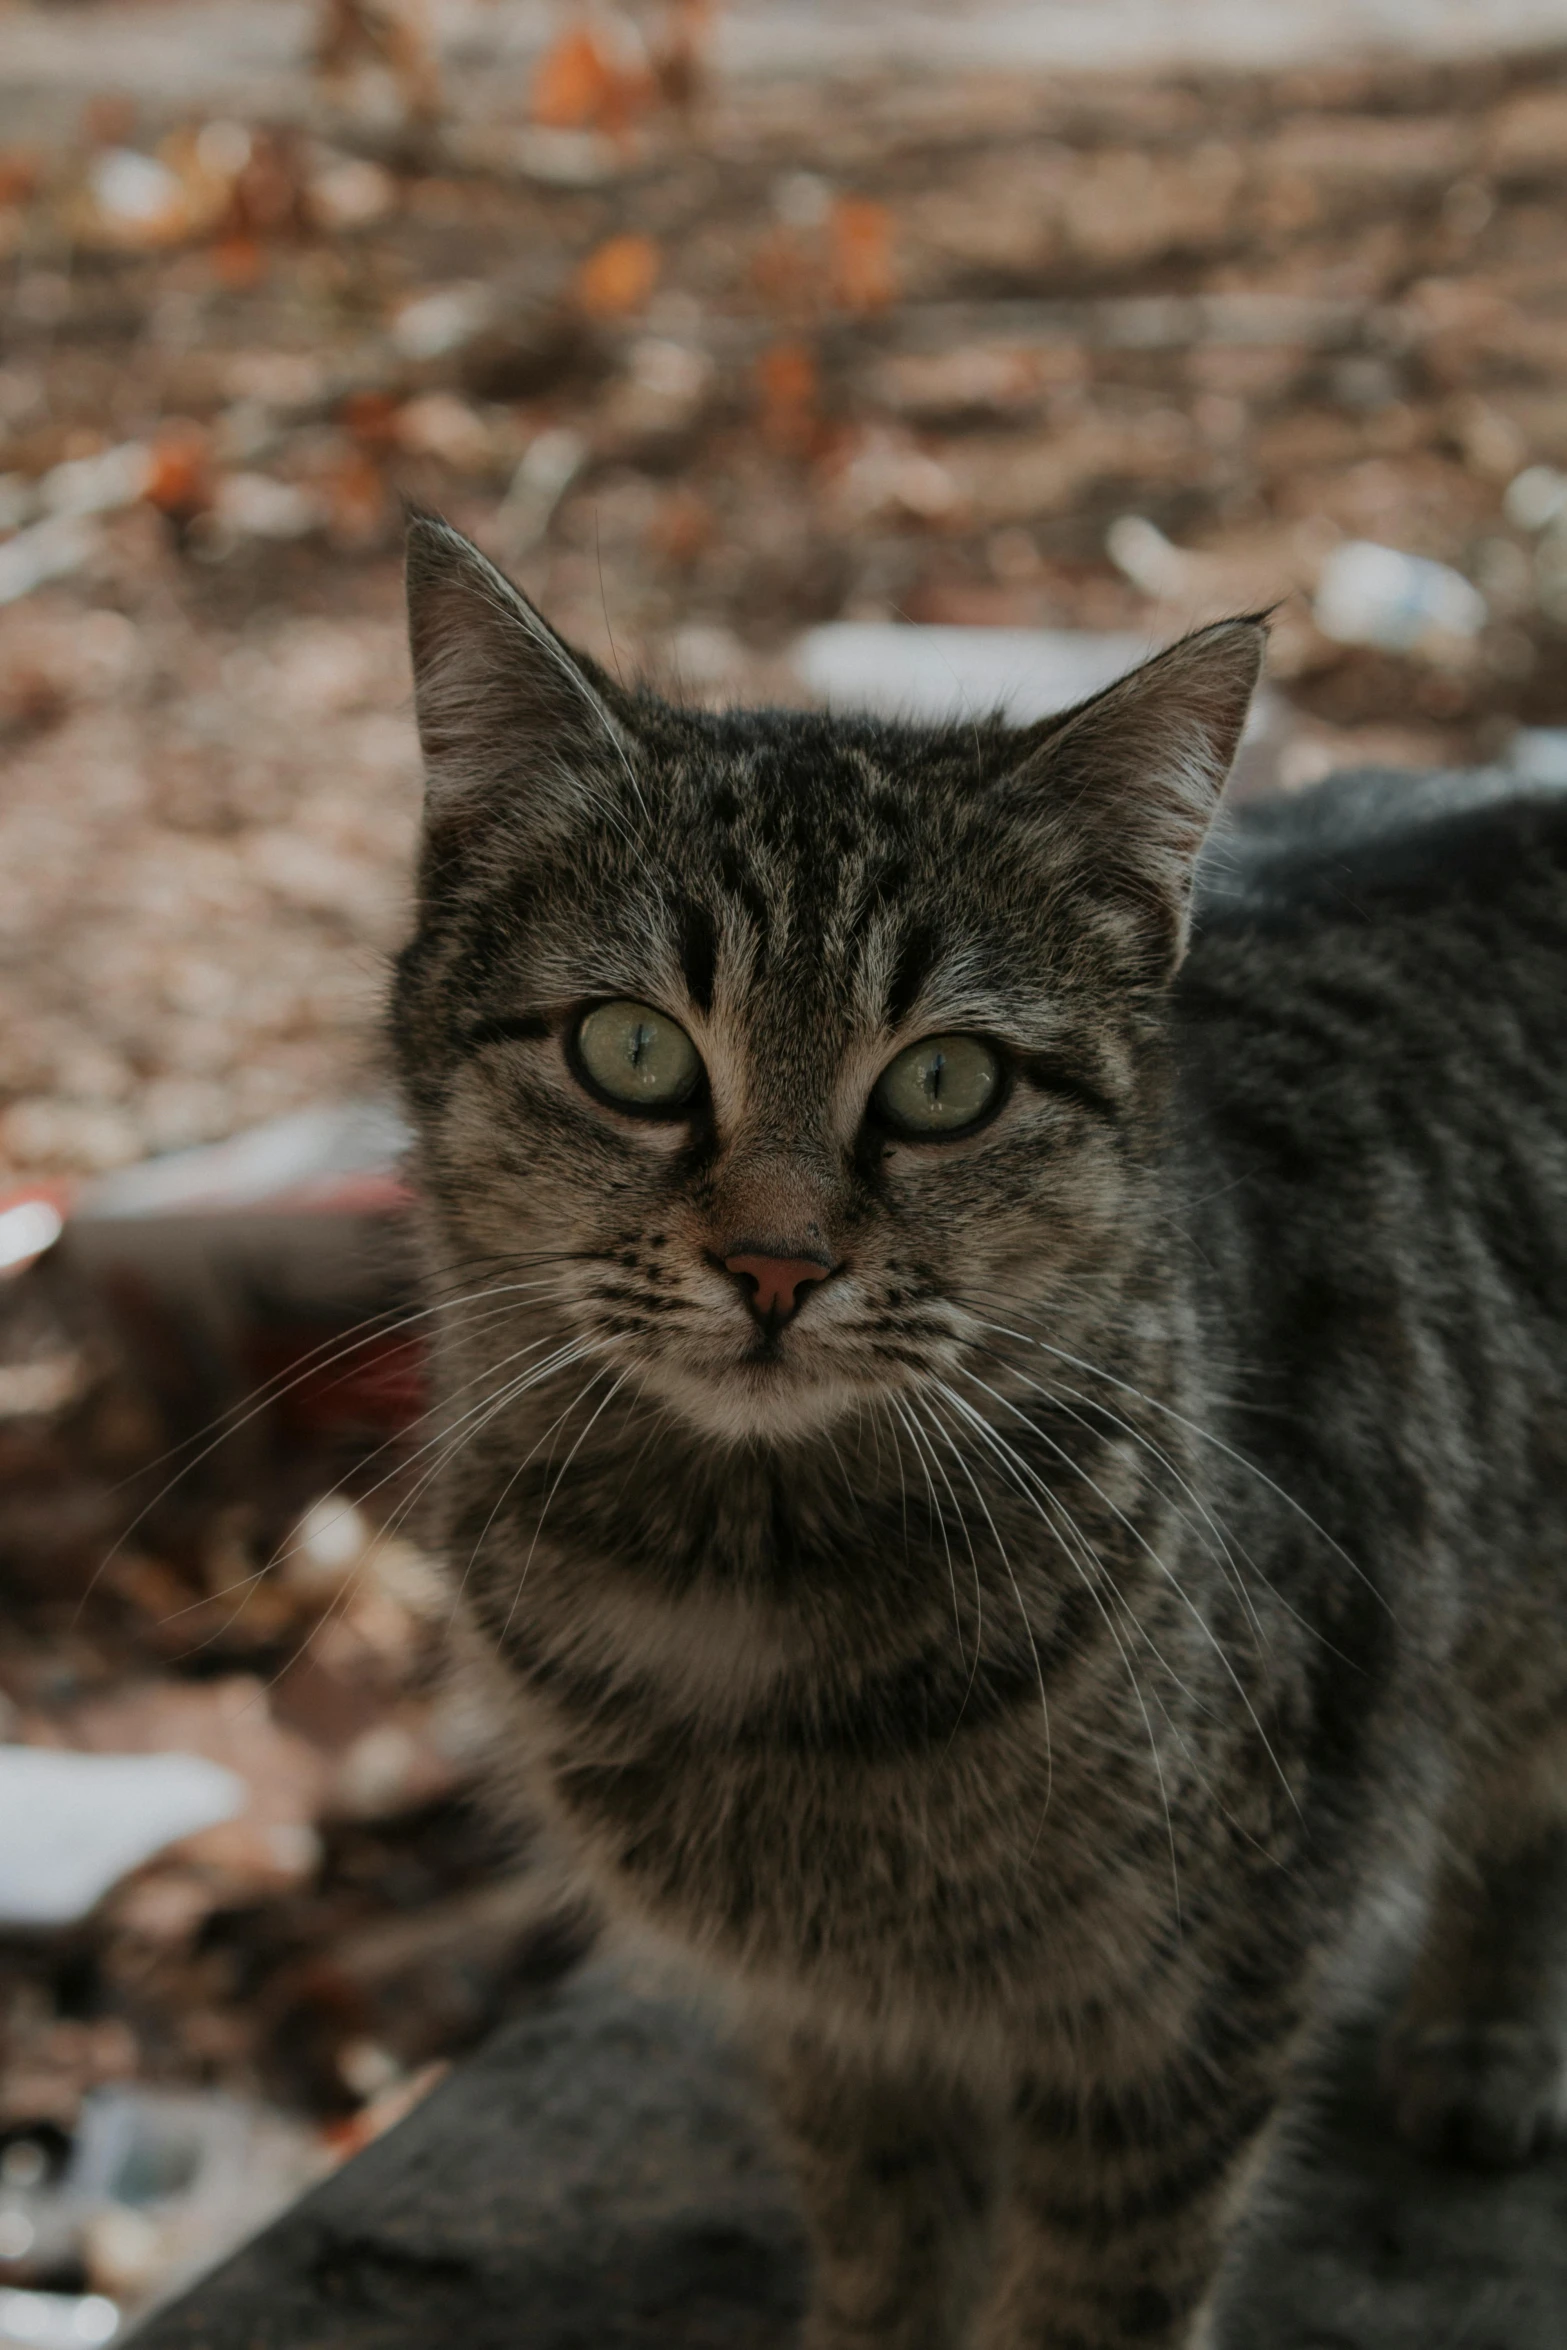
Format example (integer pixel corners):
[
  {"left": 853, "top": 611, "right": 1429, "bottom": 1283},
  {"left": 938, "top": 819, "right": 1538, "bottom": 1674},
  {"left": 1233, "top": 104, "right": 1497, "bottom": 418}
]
[
  {"left": 614, "top": 1288, "right": 924, "bottom": 1445},
  {"left": 739, "top": 1326, "right": 790, "bottom": 1367},
  {"left": 653, "top": 1354, "right": 872, "bottom": 1443}
]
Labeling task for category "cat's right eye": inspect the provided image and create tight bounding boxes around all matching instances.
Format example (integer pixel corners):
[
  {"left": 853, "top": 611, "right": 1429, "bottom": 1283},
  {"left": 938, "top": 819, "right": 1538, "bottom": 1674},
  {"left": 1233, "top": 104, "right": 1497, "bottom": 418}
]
[
  {"left": 872, "top": 1033, "right": 1002, "bottom": 1138},
  {"left": 572, "top": 1000, "right": 704, "bottom": 1117}
]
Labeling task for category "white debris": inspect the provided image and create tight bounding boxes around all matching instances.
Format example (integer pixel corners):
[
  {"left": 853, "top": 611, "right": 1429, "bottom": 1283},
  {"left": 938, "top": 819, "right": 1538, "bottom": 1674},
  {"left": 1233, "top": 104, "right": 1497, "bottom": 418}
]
[
  {"left": 496, "top": 426, "right": 588, "bottom": 554},
  {"left": 629, "top": 337, "right": 713, "bottom": 402},
  {"left": 0, "top": 517, "right": 99, "bottom": 607},
  {"left": 391, "top": 283, "right": 494, "bottom": 361},
  {"left": 1510, "top": 728, "right": 1567, "bottom": 787},
  {"left": 0, "top": 1198, "right": 65, "bottom": 1278},
  {"left": 831, "top": 428, "right": 959, "bottom": 523},
  {"left": 1503, "top": 464, "right": 1567, "bottom": 533},
  {"left": 773, "top": 170, "right": 832, "bottom": 228},
  {"left": 310, "top": 157, "right": 397, "bottom": 232},
  {"left": 0, "top": 1748, "right": 247, "bottom": 1928},
  {"left": 474, "top": 125, "right": 622, "bottom": 187},
  {"left": 286, "top": 1496, "right": 373, "bottom": 1596},
  {"left": 0, "top": 2288, "right": 119, "bottom": 2346},
  {"left": 394, "top": 392, "right": 495, "bottom": 470},
  {"left": 795, "top": 622, "right": 1150, "bottom": 725},
  {"left": 0, "top": 475, "right": 38, "bottom": 533},
  {"left": 1105, "top": 512, "right": 1192, "bottom": 598},
  {"left": 511, "top": 426, "right": 585, "bottom": 502},
  {"left": 1313, "top": 539, "right": 1487, "bottom": 653},
  {"left": 193, "top": 119, "right": 253, "bottom": 180},
  {"left": 39, "top": 445, "right": 151, "bottom": 520},
  {"left": 211, "top": 473, "right": 322, "bottom": 539},
  {"left": 86, "top": 148, "right": 186, "bottom": 240}
]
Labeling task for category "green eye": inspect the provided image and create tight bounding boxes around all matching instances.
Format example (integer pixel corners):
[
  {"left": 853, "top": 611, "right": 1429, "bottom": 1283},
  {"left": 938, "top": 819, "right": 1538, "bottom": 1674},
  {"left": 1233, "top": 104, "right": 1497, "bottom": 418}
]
[
  {"left": 872, "top": 1034, "right": 1001, "bottom": 1138},
  {"left": 574, "top": 1000, "right": 703, "bottom": 1115}
]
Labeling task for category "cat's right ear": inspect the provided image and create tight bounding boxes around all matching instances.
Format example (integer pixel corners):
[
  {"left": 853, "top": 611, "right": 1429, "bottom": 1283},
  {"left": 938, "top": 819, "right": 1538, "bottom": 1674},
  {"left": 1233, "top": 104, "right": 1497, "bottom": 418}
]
[{"left": 404, "top": 512, "right": 636, "bottom": 851}]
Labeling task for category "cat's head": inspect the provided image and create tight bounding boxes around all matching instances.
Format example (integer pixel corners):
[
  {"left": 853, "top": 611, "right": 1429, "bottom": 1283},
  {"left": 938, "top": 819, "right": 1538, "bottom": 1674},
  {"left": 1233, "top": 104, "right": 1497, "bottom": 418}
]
[{"left": 394, "top": 518, "right": 1261, "bottom": 1446}]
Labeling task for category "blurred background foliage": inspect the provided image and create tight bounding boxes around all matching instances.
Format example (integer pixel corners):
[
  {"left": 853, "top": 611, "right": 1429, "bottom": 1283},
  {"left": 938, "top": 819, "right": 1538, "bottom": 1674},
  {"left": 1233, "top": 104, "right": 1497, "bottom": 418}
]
[{"left": 2, "top": 0, "right": 1567, "bottom": 2329}]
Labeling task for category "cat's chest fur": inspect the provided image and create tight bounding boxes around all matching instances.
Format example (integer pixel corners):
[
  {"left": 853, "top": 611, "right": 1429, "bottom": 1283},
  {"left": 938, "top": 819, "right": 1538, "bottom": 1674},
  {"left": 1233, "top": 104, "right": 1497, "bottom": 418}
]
[{"left": 452, "top": 1428, "right": 1310, "bottom": 2056}]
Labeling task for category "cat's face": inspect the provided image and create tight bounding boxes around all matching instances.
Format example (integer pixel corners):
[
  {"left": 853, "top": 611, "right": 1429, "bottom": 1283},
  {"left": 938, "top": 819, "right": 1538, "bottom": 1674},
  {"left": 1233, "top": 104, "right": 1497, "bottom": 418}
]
[{"left": 395, "top": 522, "right": 1261, "bottom": 1446}]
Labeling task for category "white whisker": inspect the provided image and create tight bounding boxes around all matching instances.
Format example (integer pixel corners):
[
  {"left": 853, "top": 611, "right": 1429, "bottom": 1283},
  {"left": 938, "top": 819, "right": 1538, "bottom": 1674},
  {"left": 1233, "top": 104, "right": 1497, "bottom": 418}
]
[
  {"left": 945, "top": 1367, "right": 1298, "bottom": 1819},
  {"left": 970, "top": 1314, "right": 1386, "bottom": 1613},
  {"left": 919, "top": 1383, "right": 1181, "bottom": 1922},
  {"left": 497, "top": 1366, "right": 627, "bottom": 1646},
  {"left": 915, "top": 1391, "right": 1051, "bottom": 1809},
  {"left": 891, "top": 1396, "right": 973, "bottom": 1676}
]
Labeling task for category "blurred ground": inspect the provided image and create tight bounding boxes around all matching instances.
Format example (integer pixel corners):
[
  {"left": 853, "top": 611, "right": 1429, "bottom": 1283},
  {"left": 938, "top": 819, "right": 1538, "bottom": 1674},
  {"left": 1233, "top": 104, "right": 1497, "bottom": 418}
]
[
  {"left": 128, "top": 1965, "right": 1567, "bottom": 2350},
  {"left": 3, "top": 0, "right": 1567, "bottom": 2329},
  {"left": 5, "top": 6, "right": 1567, "bottom": 1186}
]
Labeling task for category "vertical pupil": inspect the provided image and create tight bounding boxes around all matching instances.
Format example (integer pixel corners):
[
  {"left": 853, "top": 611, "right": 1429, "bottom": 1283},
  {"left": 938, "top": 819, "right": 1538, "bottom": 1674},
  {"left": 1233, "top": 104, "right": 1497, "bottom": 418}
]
[
  {"left": 926, "top": 1050, "right": 946, "bottom": 1105},
  {"left": 629, "top": 1022, "right": 652, "bottom": 1069}
]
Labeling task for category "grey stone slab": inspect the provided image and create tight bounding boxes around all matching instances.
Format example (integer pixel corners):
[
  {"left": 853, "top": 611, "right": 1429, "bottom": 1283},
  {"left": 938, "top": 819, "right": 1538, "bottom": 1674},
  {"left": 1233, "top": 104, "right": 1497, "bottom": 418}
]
[
  {"left": 129, "top": 1963, "right": 806, "bottom": 2350},
  {"left": 129, "top": 1966, "right": 1567, "bottom": 2350}
]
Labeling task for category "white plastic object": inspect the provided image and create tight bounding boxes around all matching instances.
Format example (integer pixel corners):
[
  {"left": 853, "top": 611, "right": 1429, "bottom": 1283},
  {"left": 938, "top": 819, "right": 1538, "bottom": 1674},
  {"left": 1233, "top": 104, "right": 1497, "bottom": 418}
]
[
  {"left": 86, "top": 148, "right": 182, "bottom": 233},
  {"left": 1510, "top": 728, "right": 1567, "bottom": 788},
  {"left": 0, "top": 1200, "right": 64, "bottom": 1277},
  {"left": 0, "top": 1749, "right": 246, "bottom": 1928},
  {"left": 794, "top": 624, "right": 1152, "bottom": 726},
  {"left": 71, "top": 1099, "right": 408, "bottom": 1221},
  {"left": 391, "top": 284, "right": 493, "bottom": 361},
  {"left": 287, "top": 1497, "right": 373, "bottom": 1596},
  {"left": 1503, "top": 465, "right": 1567, "bottom": 533},
  {"left": 1313, "top": 540, "right": 1486, "bottom": 652},
  {"left": 0, "top": 518, "right": 98, "bottom": 609},
  {"left": 38, "top": 446, "right": 151, "bottom": 521},
  {"left": 1104, "top": 512, "right": 1191, "bottom": 599},
  {"left": 0, "top": 2291, "right": 118, "bottom": 2346}
]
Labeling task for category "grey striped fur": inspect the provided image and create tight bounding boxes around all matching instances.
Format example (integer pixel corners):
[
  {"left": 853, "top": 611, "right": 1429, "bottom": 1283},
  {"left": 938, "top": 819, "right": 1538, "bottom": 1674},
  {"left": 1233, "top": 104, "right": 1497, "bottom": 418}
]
[{"left": 393, "top": 517, "right": 1567, "bottom": 2348}]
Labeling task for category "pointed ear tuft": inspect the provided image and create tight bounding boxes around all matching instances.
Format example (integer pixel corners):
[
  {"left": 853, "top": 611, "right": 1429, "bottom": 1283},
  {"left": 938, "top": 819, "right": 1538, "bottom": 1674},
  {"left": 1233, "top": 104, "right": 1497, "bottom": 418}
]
[
  {"left": 999, "top": 616, "right": 1265, "bottom": 975},
  {"left": 404, "top": 513, "right": 637, "bottom": 848}
]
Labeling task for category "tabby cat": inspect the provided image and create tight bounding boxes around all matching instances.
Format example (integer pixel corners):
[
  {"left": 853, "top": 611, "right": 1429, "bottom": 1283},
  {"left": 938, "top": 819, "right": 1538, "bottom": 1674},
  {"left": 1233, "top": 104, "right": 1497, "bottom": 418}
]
[{"left": 393, "top": 514, "right": 1567, "bottom": 2350}]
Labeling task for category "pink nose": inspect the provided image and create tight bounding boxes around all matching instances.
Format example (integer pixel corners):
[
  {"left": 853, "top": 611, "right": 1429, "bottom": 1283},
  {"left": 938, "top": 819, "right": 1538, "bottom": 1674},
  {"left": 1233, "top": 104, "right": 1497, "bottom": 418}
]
[{"left": 724, "top": 1253, "right": 834, "bottom": 1325}]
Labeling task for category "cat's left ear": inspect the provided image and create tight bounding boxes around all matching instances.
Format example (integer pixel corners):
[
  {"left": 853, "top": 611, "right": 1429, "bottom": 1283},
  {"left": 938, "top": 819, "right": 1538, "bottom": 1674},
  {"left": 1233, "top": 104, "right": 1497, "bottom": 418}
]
[
  {"left": 404, "top": 511, "right": 637, "bottom": 852},
  {"left": 997, "top": 616, "right": 1266, "bottom": 977}
]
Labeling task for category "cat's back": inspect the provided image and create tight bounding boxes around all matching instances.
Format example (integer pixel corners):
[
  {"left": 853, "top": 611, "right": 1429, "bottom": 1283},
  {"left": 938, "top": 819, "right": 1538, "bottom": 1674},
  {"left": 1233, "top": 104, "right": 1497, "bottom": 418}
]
[
  {"left": 1181, "top": 765, "right": 1567, "bottom": 1109},
  {"left": 1194, "top": 763, "right": 1567, "bottom": 939},
  {"left": 1178, "top": 762, "right": 1567, "bottom": 1431}
]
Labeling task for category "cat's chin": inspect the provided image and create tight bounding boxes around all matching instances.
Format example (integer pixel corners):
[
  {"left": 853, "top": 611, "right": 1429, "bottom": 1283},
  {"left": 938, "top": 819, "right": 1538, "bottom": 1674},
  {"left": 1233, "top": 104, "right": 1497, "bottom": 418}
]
[{"left": 640, "top": 1356, "right": 873, "bottom": 1448}]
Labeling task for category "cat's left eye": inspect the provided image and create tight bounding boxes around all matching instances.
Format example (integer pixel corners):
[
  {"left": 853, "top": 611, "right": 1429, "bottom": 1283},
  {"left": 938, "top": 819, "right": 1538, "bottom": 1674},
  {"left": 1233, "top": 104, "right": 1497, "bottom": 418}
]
[
  {"left": 572, "top": 999, "right": 704, "bottom": 1117},
  {"left": 872, "top": 1034, "right": 1002, "bottom": 1138}
]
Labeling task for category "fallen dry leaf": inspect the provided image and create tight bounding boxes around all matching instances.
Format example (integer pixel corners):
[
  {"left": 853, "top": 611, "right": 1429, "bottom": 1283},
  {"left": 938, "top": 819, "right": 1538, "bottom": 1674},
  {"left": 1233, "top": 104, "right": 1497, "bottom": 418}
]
[
  {"left": 143, "top": 427, "right": 213, "bottom": 523},
  {"left": 755, "top": 339, "right": 821, "bottom": 455},
  {"left": 830, "top": 196, "right": 896, "bottom": 315},
  {"left": 574, "top": 232, "right": 661, "bottom": 318},
  {"left": 0, "top": 149, "right": 40, "bottom": 209},
  {"left": 531, "top": 22, "right": 653, "bottom": 137},
  {"left": 210, "top": 233, "right": 265, "bottom": 289}
]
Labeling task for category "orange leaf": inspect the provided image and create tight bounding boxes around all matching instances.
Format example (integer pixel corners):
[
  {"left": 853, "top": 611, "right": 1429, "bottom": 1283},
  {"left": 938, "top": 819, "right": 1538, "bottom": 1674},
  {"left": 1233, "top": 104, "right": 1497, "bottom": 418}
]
[
  {"left": 211, "top": 234, "right": 263, "bottom": 290},
  {"left": 830, "top": 197, "right": 895, "bottom": 315},
  {"left": 144, "top": 427, "right": 212, "bottom": 519},
  {"left": 339, "top": 390, "right": 401, "bottom": 450},
  {"left": 755, "top": 339, "right": 819, "bottom": 455},
  {"left": 574, "top": 233, "right": 660, "bottom": 318},
  {"left": 532, "top": 24, "right": 652, "bottom": 134},
  {"left": 321, "top": 446, "right": 387, "bottom": 544},
  {"left": 0, "top": 149, "right": 40, "bottom": 208},
  {"left": 646, "top": 485, "right": 713, "bottom": 566},
  {"left": 532, "top": 27, "right": 611, "bottom": 125}
]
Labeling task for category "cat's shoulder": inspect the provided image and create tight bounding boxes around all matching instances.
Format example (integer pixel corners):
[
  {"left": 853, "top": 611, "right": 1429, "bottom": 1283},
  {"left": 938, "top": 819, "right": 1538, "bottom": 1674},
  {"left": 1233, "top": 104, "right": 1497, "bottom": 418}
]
[{"left": 1192, "top": 764, "right": 1567, "bottom": 938}]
